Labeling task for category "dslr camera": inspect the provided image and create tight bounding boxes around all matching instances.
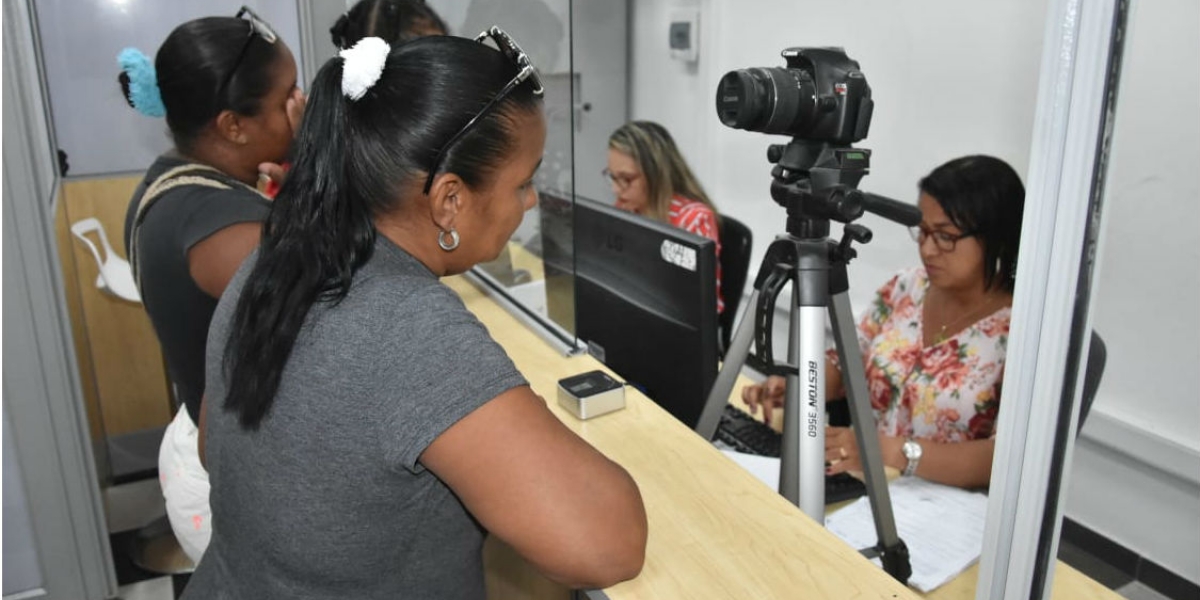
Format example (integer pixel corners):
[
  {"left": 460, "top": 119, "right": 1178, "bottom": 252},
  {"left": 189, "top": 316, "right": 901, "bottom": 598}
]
[{"left": 716, "top": 47, "right": 872, "bottom": 144}]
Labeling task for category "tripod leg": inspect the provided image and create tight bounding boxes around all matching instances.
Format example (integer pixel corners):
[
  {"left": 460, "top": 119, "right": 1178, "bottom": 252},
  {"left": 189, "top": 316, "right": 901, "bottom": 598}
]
[
  {"left": 694, "top": 290, "right": 761, "bottom": 440},
  {"left": 830, "top": 291, "right": 910, "bottom": 581}
]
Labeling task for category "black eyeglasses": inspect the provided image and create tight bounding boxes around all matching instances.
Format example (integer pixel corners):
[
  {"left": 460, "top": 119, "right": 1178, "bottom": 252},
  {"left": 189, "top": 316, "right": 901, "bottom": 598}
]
[
  {"left": 909, "top": 226, "right": 977, "bottom": 252},
  {"left": 216, "top": 6, "right": 278, "bottom": 104},
  {"left": 422, "top": 26, "right": 544, "bottom": 195},
  {"left": 601, "top": 168, "right": 640, "bottom": 191}
]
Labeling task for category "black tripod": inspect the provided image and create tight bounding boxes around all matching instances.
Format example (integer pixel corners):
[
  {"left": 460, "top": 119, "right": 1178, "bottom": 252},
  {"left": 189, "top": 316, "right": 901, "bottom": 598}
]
[{"left": 694, "top": 139, "right": 918, "bottom": 583}]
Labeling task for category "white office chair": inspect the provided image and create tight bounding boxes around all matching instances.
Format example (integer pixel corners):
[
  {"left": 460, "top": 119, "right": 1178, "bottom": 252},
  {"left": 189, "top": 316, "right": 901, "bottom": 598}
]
[{"left": 70, "top": 217, "right": 141, "bottom": 303}]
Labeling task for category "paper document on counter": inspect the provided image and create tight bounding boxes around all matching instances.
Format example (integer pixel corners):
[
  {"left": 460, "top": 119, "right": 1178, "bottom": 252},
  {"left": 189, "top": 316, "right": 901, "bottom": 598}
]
[
  {"left": 719, "top": 449, "right": 780, "bottom": 490},
  {"left": 824, "top": 476, "right": 988, "bottom": 593}
]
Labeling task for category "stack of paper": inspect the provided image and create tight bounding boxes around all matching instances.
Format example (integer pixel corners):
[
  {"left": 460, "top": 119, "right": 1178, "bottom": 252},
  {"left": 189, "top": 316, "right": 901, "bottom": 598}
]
[{"left": 717, "top": 450, "right": 988, "bottom": 593}]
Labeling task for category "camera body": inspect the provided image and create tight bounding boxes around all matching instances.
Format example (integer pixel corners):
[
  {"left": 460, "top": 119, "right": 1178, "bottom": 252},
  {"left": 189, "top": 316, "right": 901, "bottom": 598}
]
[{"left": 716, "top": 47, "right": 873, "bottom": 144}]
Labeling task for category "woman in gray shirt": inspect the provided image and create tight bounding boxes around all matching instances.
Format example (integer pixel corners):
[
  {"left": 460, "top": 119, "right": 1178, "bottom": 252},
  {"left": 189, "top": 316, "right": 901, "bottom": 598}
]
[{"left": 186, "top": 31, "right": 646, "bottom": 599}]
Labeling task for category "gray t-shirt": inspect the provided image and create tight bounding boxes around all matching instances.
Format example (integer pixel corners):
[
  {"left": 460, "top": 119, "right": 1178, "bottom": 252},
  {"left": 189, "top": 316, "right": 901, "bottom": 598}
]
[{"left": 182, "top": 236, "right": 527, "bottom": 599}]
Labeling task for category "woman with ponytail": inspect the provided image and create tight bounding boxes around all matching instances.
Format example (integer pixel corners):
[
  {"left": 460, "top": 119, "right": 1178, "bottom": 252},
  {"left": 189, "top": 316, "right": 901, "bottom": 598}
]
[
  {"left": 184, "top": 31, "right": 646, "bottom": 598},
  {"left": 118, "top": 7, "right": 301, "bottom": 564}
]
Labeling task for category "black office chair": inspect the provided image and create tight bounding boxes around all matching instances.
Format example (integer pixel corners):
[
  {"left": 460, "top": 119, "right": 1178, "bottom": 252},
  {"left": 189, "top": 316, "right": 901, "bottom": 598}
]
[
  {"left": 1076, "top": 331, "right": 1107, "bottom": 433},
  {"left": 717, "top": 215, "right": 753, "bottom": 357}
]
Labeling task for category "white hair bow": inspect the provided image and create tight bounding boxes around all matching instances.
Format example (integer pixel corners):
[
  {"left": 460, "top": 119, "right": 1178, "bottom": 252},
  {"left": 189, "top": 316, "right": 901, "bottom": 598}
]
[{"left": 340, "top": 37, "right": 390, "bottom": 101}]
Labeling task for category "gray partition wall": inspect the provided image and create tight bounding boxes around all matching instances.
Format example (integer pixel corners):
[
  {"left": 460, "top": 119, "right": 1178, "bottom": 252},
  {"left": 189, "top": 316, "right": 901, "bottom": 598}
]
[{"left": 3, "top": 0, "right": 116, "bottom": 597}]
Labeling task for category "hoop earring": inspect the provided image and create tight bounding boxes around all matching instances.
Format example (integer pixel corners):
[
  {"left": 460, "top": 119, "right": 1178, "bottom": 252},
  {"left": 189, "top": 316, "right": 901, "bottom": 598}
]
[{"left": 438, "top": 228, "right": 460, "bottom": 252}]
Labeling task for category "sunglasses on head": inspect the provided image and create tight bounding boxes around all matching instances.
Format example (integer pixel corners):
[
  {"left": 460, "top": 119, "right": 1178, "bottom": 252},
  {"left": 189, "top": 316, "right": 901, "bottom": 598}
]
[
  {"left": 216, "top": 6, "right": 279, "bottom": 104},
  {"left": 422, "top": 26, "right": 544, "bottom": 195}
]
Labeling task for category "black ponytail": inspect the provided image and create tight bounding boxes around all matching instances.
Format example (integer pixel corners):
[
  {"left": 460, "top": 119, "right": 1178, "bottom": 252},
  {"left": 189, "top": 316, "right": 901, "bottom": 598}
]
[
  {"left": 329, "top": 13, "right": 352, "bottom": 49},
  {"left": 222, "top": 35, "right": 541, "bottom": 429}
]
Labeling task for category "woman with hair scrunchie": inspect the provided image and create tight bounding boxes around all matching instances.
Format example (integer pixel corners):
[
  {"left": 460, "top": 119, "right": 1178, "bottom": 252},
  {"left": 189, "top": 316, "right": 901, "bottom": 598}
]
[
  {"left": 183, "top": 32, "right": 646, "bottom": 598},
  {"left": 118, "top": 8, "right": 303, "bottom": 565}
]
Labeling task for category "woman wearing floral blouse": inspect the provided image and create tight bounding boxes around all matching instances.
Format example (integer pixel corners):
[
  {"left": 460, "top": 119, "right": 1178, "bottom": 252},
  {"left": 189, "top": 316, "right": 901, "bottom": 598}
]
[{"left": 743, "top": 155, "right": 1025, "bottom": 489}]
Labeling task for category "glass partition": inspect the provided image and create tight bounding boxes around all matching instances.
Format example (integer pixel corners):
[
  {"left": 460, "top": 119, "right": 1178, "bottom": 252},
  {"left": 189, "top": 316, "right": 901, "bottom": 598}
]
[
  {"left": 430, "top": 0, "right": 631, "bottom": 350},
  {"left": 449, "top": 0, "right": 579, "bottom": 344},
  {"left": 585, "top": 1, "right": 1125, "bottom": 598}
]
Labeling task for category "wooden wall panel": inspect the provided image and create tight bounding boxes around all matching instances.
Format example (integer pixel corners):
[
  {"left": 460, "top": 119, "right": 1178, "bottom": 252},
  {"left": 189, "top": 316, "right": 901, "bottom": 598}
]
[
  {"left": 54, "top": 189, "right": 109, "bottom": 477},
  {"left": 59, "top": 176, "right": 172, "bottom": 436}
]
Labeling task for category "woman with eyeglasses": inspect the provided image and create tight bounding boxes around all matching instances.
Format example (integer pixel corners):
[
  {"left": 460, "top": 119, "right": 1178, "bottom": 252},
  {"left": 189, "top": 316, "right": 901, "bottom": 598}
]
[
  {"left": 118, "top": 9, "right": 302, "bottom": 564},
  {"left": 606, "top": 120, "right": 725, "bottom": 312},
  {"left": 183, "top": 31, "right": 646, "bottom": 598},
  {"left": 742, "top": 155, "right": 1025, "bottom": 490}
]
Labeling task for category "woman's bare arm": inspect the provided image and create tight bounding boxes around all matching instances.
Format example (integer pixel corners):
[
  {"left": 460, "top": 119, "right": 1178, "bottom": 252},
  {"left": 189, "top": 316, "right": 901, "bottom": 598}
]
[
  {"left": 911, "top": 437, "right": 995, "bottom": 489},
  {"left": 187, "top": 222, "right": 261, "bottom": 299},
  {"left": 421, "top": 386, "right": 647, "bottom": 589}
]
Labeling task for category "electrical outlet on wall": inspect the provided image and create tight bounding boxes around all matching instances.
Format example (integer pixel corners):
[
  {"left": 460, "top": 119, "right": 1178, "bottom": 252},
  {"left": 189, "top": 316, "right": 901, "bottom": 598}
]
[{"left": 669, "top": 7, "right": 700, "bottom": 62}]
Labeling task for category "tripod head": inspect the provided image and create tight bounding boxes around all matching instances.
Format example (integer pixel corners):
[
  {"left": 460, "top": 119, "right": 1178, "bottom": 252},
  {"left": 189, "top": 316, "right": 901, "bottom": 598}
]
[
  {"left": 769, "top": 139, "right": 923, "bottom": 245},
  {"left": 769, "top": 139, "right": 870, "bottom": 241},
  {"left": 746, "top": 140, "right": 921, "bottom": 379}
]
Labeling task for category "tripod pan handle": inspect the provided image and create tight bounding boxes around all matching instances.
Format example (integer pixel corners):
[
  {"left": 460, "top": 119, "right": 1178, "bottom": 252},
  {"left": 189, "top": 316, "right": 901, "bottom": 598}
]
[{"left": 862, "top": 192, "right": 922, "bottom": 227}]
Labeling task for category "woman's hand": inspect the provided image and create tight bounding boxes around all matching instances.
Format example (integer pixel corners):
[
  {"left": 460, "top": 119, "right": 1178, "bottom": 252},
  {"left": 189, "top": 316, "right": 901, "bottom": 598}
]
[
  {"left": 824, "top": 426, "right": 907, "bottom": 475},
  {"left": 741, "top": 375, "right": 787, "bottom": 423}
]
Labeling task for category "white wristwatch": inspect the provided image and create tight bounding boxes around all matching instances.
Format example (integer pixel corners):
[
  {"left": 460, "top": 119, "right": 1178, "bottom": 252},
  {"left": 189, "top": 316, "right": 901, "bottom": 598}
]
[{"left": 901, "top": 439, "right": 923, "bottom": 477}]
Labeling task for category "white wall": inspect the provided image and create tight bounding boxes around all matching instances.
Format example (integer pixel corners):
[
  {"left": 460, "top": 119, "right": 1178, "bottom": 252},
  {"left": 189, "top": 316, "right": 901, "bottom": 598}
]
[
  {"left": 630, "top": 0, "right": 1045, "bottom": 311},
  {"left": 629, "top": 0, "right": 1199, "bottom": 585},
  {"left": 1066, "top": 0, "right": 1200, "bottom": 583}
]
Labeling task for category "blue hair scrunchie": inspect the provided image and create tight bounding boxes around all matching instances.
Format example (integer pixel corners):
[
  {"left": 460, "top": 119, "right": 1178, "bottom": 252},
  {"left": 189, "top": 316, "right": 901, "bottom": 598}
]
[{"left": 117, "top": 47, "right": 166, "bottom": 118}]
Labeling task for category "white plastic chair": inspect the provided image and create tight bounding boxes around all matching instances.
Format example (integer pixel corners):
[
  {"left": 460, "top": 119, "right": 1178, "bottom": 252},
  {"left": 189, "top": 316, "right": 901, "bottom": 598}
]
[{"left": 70, "top": 217, "right": 141, "bottom": 303}]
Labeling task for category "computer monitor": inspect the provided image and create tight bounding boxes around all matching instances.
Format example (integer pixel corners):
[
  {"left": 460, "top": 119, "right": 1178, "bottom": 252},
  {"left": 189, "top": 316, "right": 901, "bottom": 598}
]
[{"left": 572, "top": 197, "right": 719, "bottom": 427}]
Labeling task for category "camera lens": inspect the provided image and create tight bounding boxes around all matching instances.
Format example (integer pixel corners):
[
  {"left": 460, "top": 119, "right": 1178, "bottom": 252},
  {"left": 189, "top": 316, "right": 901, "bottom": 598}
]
[{"left": 715, "top": 67, "right": 817, "bottom": 136}]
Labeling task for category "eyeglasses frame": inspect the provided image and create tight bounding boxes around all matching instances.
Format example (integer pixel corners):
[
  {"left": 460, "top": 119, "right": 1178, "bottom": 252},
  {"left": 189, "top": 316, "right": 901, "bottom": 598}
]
[
  {"left": 215, "top": 6, "right": 279, "bottom": 106},
  {"left": 601, "top": 168, "right": 641, "bottom": 192},
  {"left": 909, "top": 225, "right": 978, "bottom": 253}
]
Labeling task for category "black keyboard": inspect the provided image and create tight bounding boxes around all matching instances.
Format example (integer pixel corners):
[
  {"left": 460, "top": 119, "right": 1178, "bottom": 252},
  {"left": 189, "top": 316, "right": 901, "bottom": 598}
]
[{"left": 715, "top": 404, "right": 867, "bottom": 505}]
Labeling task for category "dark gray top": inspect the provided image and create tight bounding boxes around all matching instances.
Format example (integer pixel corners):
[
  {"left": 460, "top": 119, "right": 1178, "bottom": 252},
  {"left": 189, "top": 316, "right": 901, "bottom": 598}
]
[
  {"left": 123, "top": 154, "right": 270, "bottom": 423},
  {"left": 182, "top": 236, "right": 527, "bottom": 600}
]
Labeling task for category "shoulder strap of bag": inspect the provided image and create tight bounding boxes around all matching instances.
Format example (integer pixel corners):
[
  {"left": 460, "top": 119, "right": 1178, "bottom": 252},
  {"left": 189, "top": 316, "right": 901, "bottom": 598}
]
[{"left": 129, "top": 164, "right": 264, "bottom": 294}]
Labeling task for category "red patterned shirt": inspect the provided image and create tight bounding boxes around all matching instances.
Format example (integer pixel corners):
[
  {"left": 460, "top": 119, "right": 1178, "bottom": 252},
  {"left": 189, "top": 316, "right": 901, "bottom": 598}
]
[
  {"left": 667, "top": 195, "right": 723, "bottom": 313},
  {"left": 834, "top": 268, "right": 1009, "bottom": 442}
]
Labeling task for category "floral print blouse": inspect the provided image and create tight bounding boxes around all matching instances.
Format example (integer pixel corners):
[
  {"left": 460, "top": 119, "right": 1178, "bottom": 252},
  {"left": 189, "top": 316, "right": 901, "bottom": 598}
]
[{"left": 836, "top": 268, "right": 1010, "bottom": 442}]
